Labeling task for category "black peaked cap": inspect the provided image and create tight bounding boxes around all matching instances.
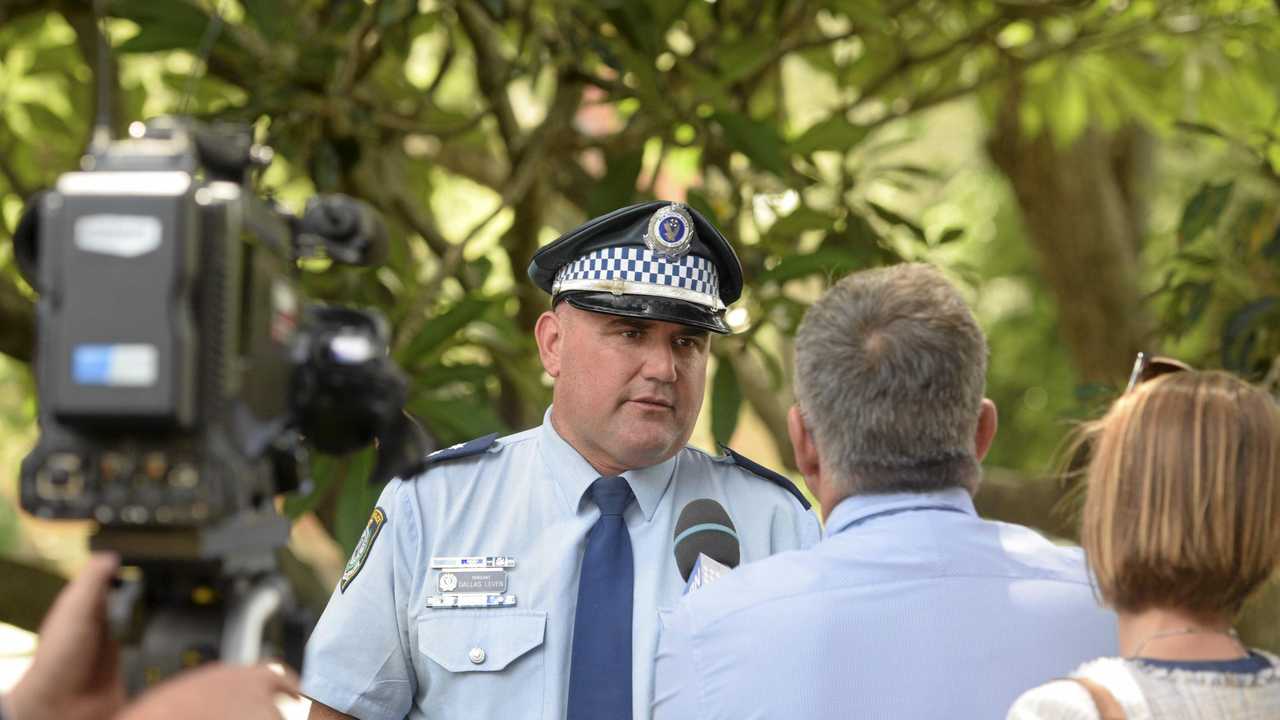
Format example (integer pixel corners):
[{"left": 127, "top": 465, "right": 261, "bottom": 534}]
[{"left": 527, "top": 202, "right": 743, "bottom": 334}]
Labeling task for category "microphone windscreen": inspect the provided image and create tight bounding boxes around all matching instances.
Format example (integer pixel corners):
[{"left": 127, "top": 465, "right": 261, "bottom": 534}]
[{"left": 673, "top": 499, "right": 740, "bottom": 581}]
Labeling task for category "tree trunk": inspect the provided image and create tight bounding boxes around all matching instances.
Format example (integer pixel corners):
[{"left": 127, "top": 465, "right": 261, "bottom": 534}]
[
  {"left": 985, "top": 88, "right": 1277, "bottom": 653},
  {"left": 987, "top": 105, "right": 1153, "bottom": 384}
]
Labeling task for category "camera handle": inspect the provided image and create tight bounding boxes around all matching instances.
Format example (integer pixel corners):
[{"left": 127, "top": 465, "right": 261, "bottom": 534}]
[{"left": 222, "top": 574, "right": 290, "bottom": 664}]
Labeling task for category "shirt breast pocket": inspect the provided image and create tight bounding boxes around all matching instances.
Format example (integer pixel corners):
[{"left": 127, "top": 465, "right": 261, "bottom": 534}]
[{"left": 418, "top": 611, "right": 547, "bottom": 715}]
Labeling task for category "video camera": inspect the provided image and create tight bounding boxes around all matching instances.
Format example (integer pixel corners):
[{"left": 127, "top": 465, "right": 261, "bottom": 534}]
[{"left": 10, "top": 115, "right": 429, "bottom": 687}]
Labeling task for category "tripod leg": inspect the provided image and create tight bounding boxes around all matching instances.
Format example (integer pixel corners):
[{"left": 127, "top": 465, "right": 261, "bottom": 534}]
[{"left": 221, "top": 574, "right": 290, "bottom": 664}]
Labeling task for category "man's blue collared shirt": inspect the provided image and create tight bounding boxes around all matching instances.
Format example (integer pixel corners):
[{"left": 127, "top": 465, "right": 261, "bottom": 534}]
[
  {"left": 652, "top": 487, "right": 1118, "bottom": 720},
  {"left": 302, "top": 409, "right": 820, "bottom": 719}
]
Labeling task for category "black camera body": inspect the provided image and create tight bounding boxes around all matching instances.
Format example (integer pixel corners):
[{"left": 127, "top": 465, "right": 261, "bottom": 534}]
[
  {"left": 16, "top": 117, "right": 411, "bottom": 533},
  {"left": 12, "top": 115, "right": 428, "bottom": 685}
]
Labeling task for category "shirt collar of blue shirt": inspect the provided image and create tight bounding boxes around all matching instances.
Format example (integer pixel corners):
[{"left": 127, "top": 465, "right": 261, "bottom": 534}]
[
  {"left": 538, "top": 406, "right": 676, "bottom": 522},
  {"left": 823, "top": 486, "right": 977, "bottom": 538}
]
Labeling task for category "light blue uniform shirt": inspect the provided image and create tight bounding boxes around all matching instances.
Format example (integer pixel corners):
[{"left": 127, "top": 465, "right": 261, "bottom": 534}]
[
  {"left": 302, "top": 409, "right": 820, "bottom": 719},
  {"left": 652, "top": 487, "right": 1118, "bottom": 720}
]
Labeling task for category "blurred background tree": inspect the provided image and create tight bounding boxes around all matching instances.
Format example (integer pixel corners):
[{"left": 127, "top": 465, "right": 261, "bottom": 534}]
[{"left": 0, "top": 0, "right": 1277, "bottom": 648}]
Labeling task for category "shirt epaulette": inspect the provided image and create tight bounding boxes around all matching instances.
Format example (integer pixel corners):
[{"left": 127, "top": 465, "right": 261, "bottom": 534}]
[
  {"left": 422, "top": 433, "right": 500, "bottom": 467},
  {"left": 717, "top": 445, "right": 811, "bottom": 510}
]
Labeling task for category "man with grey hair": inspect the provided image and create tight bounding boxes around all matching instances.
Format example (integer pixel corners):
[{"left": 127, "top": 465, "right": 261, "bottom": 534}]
[{"left": 652, "top": 263, "right": 1116, "bottom": 719}]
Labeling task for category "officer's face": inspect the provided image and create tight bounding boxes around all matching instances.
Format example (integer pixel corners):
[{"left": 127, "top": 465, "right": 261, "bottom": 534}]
[{"left": 536, "top": 304, "right": 710, "bottom": 475}]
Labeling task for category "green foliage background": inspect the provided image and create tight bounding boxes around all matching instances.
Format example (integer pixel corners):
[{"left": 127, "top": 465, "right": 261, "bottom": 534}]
[{"left": 0, "top": 0, "right": 1278, "bottom": 644}]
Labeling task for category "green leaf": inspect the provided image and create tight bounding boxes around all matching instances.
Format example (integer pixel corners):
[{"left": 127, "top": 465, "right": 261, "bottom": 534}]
[
  {"left": 1263, "top": 222, "right": 1280, "bottom": 260},
  {"left": 243, "top": 0, "right": 291, "bottom": 43},
  {"left": 29, "top": 44, "right": 82, "bottom": 76},
  {"left": 684, "top": 189, "right": 722, "bottom": 226},
  {"left": 936, "top": 227, "right": 965, "bottom": 245},
  {"left": 650, "top": 0, "right": 689, "bottom": 31},
  {"left": 332, "top": 447, "right": 379, "bottom": 555},
  {"left": 379, "top": 0, "right": 416, "bottom": 27},
  {"left": 712, "top": 111, "right": 789, "bottom": 177},
  {"left": 409, "top": 395, "right": 507, "bottom": 445},
  {"left": 19, "top": 102, "right": 70, "bottom": 137},
  {"left": 112, "top": 0, "right": 219, "bottom": 53},
  {"left": 748, "top": 336, "right": 785, "bottom": 389},
  {"left": 767, "top": 206, "right": 835, "bottom": 242},
  {"left": 1177, "top": 181, "right": 1234, "bottom": 246},
  {"left": 828, "top": 0, "right": 897, "bottom": 29},
  {"left": 710, "top": 358, "right": 742, "bottom": 445},
  {"left": 715, "top": 38, "right": 775, "bottom": 85},
  {"left": 1172, "top": 281, "right": 1213, "bottom": 330},
  {"left": 878, "top": 164, "right": 939, "bottom": 181},
  {"left": 415, "top": 362, "right": 497, "bottom": 388},
  {"left": 1174, "top": 120, "right": 1229, "bottom": 141},
  {"left": 398, "top": 295, "right": 494, "bottom": 363},
  {"left": 1074, "top": 382, "right": 1116, "bottom": 406},
  {"left": 281, "top": 454, "right": 339, "bottom": 519},
  {"left": 0, "top": 496, "right": 20, "bottom": 556},
  {"left": 867, "top": 201, "right": 926, "bottom": 241},
  {"left": 586, "top": 147, "right": 645, "bottom": 217},
  {"left": 758, "top": 248, "right": 867, "bottom": 284},
  {"left": 1221, "top": 296, "right": 1278, "bottom": 373},
  {"left": 791, "top": 116, "right": 870, "bottom": 155},
  {"left": 604, "top": 3, "right": 660, "bottom": 55}
]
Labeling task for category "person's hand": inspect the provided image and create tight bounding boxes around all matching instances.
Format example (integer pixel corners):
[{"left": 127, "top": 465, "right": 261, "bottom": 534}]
[
  {"left": 7, "top": 552, "right": 126, "bottom": 720},
  {"left": 117, "top": 663, "right": 300, "bottom": 720}
]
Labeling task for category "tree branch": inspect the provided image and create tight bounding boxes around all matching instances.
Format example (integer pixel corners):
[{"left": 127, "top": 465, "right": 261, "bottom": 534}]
[
  {"left": 424, "top": 32, "right": 456, "bottom": 102},
  {"left": 332, "top": 1, "right": 382, "bottom": 100},
  {"left": 722, "top": 340, "right": 797, "bottom": 472},
  {"left": 0, "top": 0, "right": 46, "bottom": 27},
  {"left": 742, "top": 0, "right": 916, "bottom": 91},
  {"left": 455, "top": 1, "right": 522, "bottom": 153},
  {"left": 61, "top": 3, "right": 124, "bottom": 142},
  {"left": 847, "top": 13, "right": 1006, "bottom": 114}
]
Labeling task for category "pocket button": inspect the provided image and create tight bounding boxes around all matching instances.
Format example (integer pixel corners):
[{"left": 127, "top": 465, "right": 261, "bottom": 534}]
[{"left": 468, "top": 646, "right": 486, "bottom": 665}]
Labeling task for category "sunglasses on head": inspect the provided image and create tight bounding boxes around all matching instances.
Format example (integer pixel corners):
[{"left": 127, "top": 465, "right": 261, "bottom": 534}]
[{"left": 1125, "top": 352, "right": 1193, "bottom": 394}]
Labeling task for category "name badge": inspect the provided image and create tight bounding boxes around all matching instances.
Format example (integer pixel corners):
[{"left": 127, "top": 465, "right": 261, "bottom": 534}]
[
  {"left": 439, "top": 568, "right": 508, "bottom": 593},
  {"left": 428, "top": 555, "right": 517, "bottom": 609}
]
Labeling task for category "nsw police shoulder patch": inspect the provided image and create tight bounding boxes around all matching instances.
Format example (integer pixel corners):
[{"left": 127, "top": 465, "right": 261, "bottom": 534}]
[{"left": 340, "top": 506, "right": 386, "bottom": 593}]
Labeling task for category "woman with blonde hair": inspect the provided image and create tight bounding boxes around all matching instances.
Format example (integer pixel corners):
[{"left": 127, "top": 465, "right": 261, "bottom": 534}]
[{"left": 1008, "top": 362, "right": 1280, "bottom": 719}]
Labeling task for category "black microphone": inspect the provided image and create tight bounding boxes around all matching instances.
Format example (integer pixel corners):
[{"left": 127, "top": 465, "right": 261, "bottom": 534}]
[{"left": 673, "top": 499, "right": 740, "bottom": 581}]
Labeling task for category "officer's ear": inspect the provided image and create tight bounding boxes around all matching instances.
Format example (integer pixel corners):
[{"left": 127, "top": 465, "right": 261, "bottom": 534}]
[{"left": 535, "top": 308, "right": 564, "bottom": 378}]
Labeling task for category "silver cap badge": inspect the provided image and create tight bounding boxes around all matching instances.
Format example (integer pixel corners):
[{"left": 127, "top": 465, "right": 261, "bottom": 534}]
[{"left": 645, "top": 203, "right": 695, "bottom": 259}]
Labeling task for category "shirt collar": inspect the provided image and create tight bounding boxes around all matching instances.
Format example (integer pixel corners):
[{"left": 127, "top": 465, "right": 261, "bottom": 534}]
[
  {"left": 538, "top": 406, "right": 676, "bottom": 522},
  {"left": 823, "top": 486, "right": 976, "bottom": 538}
]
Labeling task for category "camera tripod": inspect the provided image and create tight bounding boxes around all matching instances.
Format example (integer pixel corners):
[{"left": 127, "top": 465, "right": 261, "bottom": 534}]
[{"left": 93, "top": 509, "right": 310, "bottom": 695}]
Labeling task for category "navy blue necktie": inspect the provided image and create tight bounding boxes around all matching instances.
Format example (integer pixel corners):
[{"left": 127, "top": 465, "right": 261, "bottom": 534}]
[{"left": 567, "top": 476, "right": 635, "bottom": 720}]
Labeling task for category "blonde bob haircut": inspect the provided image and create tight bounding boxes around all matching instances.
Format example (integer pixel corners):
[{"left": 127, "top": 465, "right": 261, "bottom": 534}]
[{"left": 1081, "top": 370, "right": 1280, "bottom": 616}]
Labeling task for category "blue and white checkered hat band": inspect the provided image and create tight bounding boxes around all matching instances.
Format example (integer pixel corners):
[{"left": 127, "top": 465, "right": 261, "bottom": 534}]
[{"left": 552, "top": 246, "right": 723, "bottom": 311}]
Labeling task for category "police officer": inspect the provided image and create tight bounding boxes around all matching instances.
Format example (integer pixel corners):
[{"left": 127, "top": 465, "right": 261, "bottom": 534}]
[{"left": 302, "top": 201, "right": 820, "bottom": 720}]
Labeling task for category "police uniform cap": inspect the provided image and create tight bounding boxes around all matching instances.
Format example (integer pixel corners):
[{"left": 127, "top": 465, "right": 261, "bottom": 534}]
[{"left": 527, "top": 201, "right": 743, "bottom": 334}]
